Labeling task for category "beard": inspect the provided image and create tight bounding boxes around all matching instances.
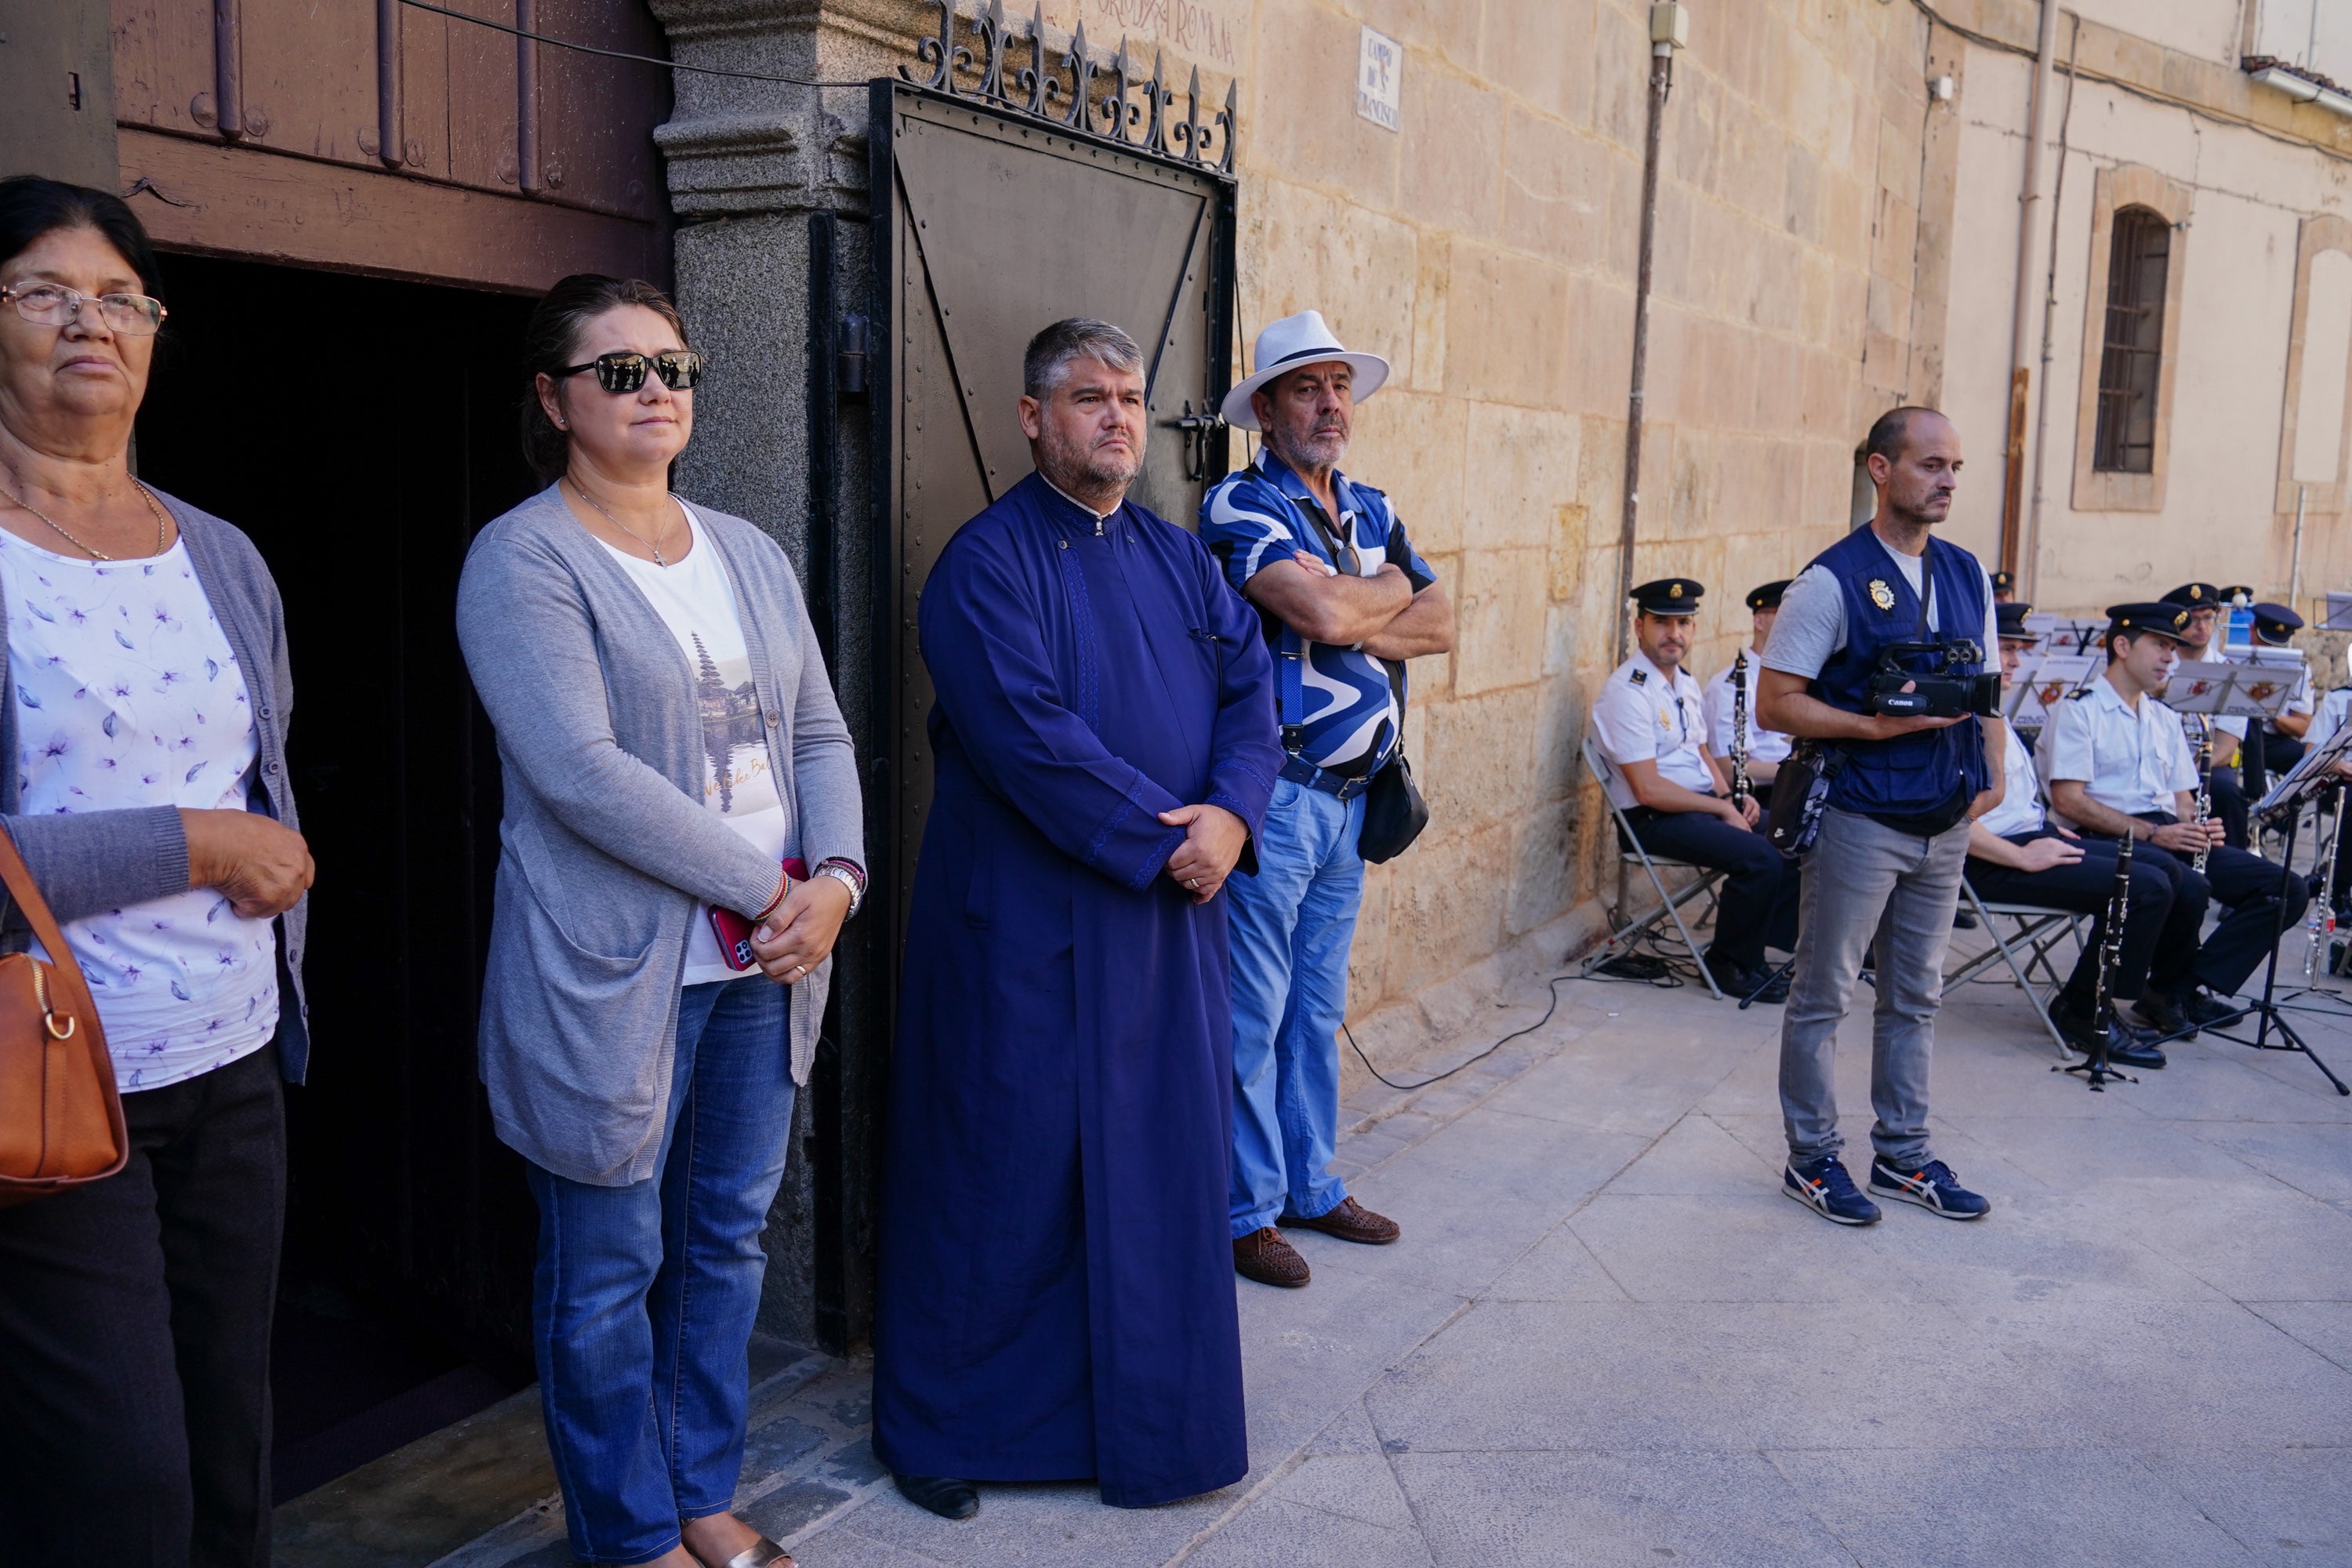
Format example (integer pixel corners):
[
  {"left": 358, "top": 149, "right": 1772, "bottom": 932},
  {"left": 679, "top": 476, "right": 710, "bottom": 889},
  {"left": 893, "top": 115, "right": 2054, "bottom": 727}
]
[
  {"left": 1272, "top": 416, "right": 1348, "bottom": 471},
  {"left": 1040, "top": 421, "right": 1142, "bottom": 492}
]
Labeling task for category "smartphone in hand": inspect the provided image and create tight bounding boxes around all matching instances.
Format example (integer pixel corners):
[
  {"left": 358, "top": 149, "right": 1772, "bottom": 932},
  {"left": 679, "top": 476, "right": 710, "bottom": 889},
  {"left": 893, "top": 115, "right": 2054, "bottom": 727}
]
[{"left": 709, "top": 858, "right": 809, "bottom": 971}]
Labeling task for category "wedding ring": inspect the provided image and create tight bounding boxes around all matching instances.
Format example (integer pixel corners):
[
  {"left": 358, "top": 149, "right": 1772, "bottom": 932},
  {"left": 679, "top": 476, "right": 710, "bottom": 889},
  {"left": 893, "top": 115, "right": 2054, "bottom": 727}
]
[{"left": 1187, "top": 877, "right": 1199, "bottom": 888}]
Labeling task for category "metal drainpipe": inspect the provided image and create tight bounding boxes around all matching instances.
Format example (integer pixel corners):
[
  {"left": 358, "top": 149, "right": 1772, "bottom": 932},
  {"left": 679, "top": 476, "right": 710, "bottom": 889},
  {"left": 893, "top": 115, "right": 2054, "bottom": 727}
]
[
  {"left": 1615, "top": 4, "right": 1687, "bottom": 666},
  {"left": 2000, "top": 0, "right": 2060, "bottom": 586},
  {"left": 2022, "top": 13, "right": 2082, "bottom": 599}
]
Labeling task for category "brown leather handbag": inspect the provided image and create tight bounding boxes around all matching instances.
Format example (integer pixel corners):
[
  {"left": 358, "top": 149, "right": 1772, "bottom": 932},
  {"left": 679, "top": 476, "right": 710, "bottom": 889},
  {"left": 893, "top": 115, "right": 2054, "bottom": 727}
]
[{"left": 0, "top": 824, "right": 122, "bottom": 1207}]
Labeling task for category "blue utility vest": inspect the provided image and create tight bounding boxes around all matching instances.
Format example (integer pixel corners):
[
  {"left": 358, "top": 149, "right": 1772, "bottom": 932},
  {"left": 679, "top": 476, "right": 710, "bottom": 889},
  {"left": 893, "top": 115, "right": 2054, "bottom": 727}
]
[{"left": 1806, "top": 528, "right": 1991, "bottom": 819}]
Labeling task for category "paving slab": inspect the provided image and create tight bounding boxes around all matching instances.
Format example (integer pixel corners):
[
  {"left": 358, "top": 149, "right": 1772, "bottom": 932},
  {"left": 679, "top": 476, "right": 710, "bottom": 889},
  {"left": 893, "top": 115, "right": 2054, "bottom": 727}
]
[{"left": 419, "top": 929, "right": 2352, "bottom": 1568}]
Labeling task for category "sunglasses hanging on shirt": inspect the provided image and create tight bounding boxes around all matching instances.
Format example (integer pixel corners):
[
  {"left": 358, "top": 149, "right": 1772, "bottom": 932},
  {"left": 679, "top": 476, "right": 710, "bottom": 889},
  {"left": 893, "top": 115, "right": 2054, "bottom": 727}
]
[{"left": 555, "top": 349, "right": 703, "bottom": 394}]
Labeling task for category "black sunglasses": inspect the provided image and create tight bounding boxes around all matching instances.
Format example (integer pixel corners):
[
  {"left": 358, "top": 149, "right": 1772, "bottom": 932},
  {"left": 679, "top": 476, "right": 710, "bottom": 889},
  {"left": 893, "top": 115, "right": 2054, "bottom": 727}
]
[{"left": 554, "top": 349, "right": 702, "bottom": 394}]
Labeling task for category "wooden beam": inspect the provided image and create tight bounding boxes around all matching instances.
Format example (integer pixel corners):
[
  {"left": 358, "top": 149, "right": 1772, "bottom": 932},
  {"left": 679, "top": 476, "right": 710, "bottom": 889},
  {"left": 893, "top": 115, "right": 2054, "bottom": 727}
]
[{"left": 117, "top": 126, "right": 662, "bottom": 295}]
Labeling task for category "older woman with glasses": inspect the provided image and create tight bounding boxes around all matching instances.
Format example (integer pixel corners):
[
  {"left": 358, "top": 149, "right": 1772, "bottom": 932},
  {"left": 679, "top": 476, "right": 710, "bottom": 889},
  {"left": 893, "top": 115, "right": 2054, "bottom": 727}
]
[
  {"left": 457, "top": 274, "right": 863, "bottom": 1568},
  {"left": 0, "top": 177, "right": 315, "bottom": 1564}
]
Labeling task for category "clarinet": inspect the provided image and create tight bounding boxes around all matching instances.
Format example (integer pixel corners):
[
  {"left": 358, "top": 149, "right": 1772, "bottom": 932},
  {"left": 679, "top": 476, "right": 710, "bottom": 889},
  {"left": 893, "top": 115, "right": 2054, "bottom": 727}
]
[
  {"left": 2089, "top": 833, "right": 2135, "bottom": 1069},
  {"left": 1730, "top": 651, "right": 1752, "bottom": 810},
  {"left": 2192, "top": 717, "right": 2214, "bottom": 873}
]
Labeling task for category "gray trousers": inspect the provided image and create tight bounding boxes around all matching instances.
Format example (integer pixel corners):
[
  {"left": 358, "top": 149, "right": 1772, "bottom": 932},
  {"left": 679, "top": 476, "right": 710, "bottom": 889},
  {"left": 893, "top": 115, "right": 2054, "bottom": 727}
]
[{"left": 1778, "top": 805, "right": 1969, "bottom": 1167}]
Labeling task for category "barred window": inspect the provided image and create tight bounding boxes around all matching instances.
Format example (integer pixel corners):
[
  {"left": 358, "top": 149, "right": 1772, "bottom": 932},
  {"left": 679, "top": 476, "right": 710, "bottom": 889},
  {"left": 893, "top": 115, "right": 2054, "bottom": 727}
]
[{"left": 2093, "top": 206, "right": 2170, "bottom": 474}]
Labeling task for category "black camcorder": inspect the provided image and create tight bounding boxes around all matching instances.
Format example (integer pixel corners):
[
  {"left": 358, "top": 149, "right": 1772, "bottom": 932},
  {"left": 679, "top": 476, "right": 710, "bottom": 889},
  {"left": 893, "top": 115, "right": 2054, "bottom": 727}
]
[{"left": 1864, "top": 640, "right": 2001, "bottom": 719}]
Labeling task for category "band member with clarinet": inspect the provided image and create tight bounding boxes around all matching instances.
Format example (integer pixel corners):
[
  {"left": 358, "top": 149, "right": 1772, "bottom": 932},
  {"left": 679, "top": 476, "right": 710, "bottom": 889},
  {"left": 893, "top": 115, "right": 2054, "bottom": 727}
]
[
  {"left": 1705, "top": 580, "right": 1794, "bottom": 794},
  {"left": 1962, "top": 602, "right": 2172, "bottom": 1068},
  {"left": 1592, "top": 579, "right": 1799, "bottom": 1001},
  {"left": 2041, "top": 603, "right": 2310, "bottom": 1037},
  {"left": 1756, "top": 407, "right": 2002, "bottom": 1226},
  {"left": 2164, "top": 582, "right": 2252, "bottom": 848},
  {"left": 2247, "top": 601, "right": 2315, "bottom": 779}
]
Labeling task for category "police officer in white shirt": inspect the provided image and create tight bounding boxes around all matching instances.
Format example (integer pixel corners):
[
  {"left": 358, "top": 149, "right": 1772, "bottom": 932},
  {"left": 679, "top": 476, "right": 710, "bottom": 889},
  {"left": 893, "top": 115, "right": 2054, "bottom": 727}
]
[
  {"left": 2248, "top": 602, "right": 2317, "bottom": 779},
  {"left": 2042, "top": 602, "right": 2310, "bottom": 1037},
  {"left": 1704, "top": 580, "right": 1795, "bottom": 791},
  {"left": 2163, "top": 582, "right": 2251, "bottom": 846},
  {"left": 1592, "top": 579, "right": 1798, "bottom": 1000},
  {"left": 1962, "top": 601, "right": 2173, "bottom": 1068}
]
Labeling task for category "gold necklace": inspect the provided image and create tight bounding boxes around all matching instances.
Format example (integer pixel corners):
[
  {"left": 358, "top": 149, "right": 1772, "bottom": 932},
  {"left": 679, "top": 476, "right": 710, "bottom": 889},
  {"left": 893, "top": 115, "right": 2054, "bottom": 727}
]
[
  {"left": 0, "top": 474, "right": 170, "bottom": 561},
  {"left": 568, "top": 477, "right": 680, "bottom": 567}
]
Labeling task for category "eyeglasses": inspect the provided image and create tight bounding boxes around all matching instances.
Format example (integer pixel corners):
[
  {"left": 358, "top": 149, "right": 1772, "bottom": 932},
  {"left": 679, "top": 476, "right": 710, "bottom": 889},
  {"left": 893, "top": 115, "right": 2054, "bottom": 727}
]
[
  {"left": 0, "top": 283, "right": 168, "bottom": 336},
  {"left": 554, "top": 349, "right": 701, "bottom": 394}
]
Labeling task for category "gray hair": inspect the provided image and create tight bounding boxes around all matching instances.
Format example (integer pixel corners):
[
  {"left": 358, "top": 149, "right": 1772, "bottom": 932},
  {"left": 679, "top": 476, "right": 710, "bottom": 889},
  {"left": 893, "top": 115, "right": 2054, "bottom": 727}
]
[{"left": 1022, "top": 317, "right": 1145, "bottom": 398}]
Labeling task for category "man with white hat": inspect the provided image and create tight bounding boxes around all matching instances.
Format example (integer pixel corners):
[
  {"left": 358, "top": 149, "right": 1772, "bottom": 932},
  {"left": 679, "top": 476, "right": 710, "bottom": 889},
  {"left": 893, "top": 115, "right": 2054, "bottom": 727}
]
[{"left": 1199, "top": 310, "right": 1454, "bottom": 1290}]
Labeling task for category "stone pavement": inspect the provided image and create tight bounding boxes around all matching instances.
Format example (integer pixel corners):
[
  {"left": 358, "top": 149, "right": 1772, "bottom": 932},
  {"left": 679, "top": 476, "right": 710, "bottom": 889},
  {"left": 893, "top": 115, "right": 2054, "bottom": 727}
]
[{"left": 435, "top": 932, "right": 2352, "bottom": 1568}]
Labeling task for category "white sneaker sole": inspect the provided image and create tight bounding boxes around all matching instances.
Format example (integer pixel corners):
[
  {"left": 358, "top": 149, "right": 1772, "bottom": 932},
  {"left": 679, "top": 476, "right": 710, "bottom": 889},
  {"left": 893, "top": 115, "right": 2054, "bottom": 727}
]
[
  {"left": 1868, "top": 1178, "right": 1991, "bottom": 1221},
  {"left": 1781, "top": 1177, "right": 1878, "bottom": 1225}
]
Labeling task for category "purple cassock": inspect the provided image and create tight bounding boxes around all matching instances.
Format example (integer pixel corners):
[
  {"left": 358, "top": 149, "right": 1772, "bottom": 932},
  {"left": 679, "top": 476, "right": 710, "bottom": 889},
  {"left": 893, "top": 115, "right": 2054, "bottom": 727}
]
[{"left": 873, "top": 470, "right": 1282, "bottom": 1508}]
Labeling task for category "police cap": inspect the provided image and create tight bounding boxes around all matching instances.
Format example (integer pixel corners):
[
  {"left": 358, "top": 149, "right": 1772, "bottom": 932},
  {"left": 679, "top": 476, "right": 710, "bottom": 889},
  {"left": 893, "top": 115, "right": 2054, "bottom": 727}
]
[
  {"left": 1990, "top": 569, "right": 2016, "bottom": 597},
  {"left": 1745, "top": 579, "right": 1791, "bottom": 612},
  {"left": 1995, "top": 601, "right": 2034, "bottom": 642},
  {"left": 2161, "top": 582, "right": 2220, "bottom": 608},
  {"left": 2106, "top": 601, "right": 2192, "bottom": 644},
  {"left": 1631, "top": 578, "right": 1704, "bottom": 616},
  {"left": 2252, "top": 601, "right": 2303, "bottom": 645},
  {"left": 2220, "top": 584, "right": 2255, "bottom": 604}
]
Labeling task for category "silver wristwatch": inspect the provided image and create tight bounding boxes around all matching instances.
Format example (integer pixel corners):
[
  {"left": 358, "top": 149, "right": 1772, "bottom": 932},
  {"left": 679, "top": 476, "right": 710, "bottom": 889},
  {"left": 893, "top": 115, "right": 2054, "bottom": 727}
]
[{"left": 815, "top": 860, "right": 866, "bottom": 919}]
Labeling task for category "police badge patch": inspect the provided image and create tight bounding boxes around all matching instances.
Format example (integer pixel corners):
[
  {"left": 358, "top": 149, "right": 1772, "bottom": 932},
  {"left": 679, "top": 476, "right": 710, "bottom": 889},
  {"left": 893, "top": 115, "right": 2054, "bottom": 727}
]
[
  {"left": 1868, "top": 579, "right": 1896, "bottom": 611},
  {"left": 1630, "top": 668, "right": 1648, "bottom": 685}
]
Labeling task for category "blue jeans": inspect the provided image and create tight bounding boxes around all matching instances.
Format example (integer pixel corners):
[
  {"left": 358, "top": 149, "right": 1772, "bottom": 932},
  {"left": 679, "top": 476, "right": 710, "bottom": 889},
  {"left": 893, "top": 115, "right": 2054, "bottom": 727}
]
[
  {"left": 524, "top": 977, "right": 796, "bottom": 1565},
  {"left": 1227, "top": 778, "right": 1364, "bottom": 1239}
]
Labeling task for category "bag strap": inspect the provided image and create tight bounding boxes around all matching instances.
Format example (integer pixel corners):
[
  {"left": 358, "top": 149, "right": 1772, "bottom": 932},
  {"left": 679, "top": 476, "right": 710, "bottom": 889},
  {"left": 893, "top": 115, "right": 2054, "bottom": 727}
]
[{"left": 0, "top": 823, "right": 107, "bottom": 1029}]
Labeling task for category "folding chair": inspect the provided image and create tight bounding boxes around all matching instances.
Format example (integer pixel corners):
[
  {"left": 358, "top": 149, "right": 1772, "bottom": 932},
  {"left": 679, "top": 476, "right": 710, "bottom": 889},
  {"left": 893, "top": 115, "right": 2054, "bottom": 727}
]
[
  {"left": 1578, "top": 739, "right": 1729, "bottom": 999},
  {"left": 1945, "top": 874, "right": 2083, "bottom": 1059}
]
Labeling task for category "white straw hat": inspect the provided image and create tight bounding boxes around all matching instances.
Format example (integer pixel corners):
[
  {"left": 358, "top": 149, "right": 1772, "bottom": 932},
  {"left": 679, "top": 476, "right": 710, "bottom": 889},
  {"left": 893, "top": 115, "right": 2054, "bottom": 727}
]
[{"left": 1220, "top": 310, "right": 1392, "bottom": 431}]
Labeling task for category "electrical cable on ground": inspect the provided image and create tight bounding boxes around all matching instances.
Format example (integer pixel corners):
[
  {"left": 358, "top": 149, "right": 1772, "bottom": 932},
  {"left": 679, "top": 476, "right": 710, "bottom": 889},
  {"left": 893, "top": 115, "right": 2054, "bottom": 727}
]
[{"left": 1342, "top": 975, "right": 1579, "bottom": 1094}]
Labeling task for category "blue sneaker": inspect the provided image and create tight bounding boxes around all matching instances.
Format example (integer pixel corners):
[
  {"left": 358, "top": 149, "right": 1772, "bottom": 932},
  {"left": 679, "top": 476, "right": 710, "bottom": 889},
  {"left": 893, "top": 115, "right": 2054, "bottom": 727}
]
[
  {"left": 1868, "top": 1156, "right": 1991, "bottom": 1220},
  {"left": 1782, "top": 1155, "right": 1881, "bottom": 1225}
]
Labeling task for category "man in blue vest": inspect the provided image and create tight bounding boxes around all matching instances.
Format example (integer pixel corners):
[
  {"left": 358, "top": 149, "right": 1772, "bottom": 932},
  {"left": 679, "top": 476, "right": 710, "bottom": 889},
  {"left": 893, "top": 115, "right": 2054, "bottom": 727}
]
[
  {"left": 1200, "top": 310, "right": 1455, "bottom": 1289},
  {"left": 1756, "top": 407, "right": 2003, "bottom": 1227}
]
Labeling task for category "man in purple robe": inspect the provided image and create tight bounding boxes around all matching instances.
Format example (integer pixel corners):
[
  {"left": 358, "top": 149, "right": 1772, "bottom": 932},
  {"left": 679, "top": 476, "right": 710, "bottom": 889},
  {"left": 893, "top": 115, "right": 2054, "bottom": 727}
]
[{"left": 873, "top": 319, "right": 1282, "bottom": 1516}]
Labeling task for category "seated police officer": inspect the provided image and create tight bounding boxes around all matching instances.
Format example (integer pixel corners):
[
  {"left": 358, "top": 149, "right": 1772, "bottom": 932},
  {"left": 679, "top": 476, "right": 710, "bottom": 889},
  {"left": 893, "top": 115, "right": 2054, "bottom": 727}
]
[
  {"left": 1592, "top": 578, "right": 1798, "bottom": 1000},
  {"left": 2042, "top": 602, "right": 2310, "bottom": 1036},
  {"left": 1962, "top": 601, "right": 2172, "bottom": 1068},
  {"left": 2164, "top": 581, "right": 2251, "bottom": 847},
  {"left": 1704, "top": 579, "right": 1794, "bottom": 792},
  {"left": 2248, "top": 601, "right": 2315, "bottom": 779}
]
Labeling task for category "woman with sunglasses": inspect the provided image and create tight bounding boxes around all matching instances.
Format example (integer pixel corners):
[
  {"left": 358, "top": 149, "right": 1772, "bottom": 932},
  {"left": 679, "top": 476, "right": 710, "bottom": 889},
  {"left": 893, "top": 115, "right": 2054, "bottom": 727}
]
[
  {"left": 456, "top": 274, "right": 862, "bottom": 1568},
  {"left": 0, "top": 177, "right": 316, "bottom": 1563}
]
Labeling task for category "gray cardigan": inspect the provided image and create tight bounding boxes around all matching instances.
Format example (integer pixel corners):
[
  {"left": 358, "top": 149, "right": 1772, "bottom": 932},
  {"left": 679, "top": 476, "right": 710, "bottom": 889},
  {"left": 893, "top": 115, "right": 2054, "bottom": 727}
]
[
  {"left": 0, "top": 489, "right": 311, "bottom": 1080},
  {"left": 456, "top": 486, "right": 862, "bottom": 1186}
]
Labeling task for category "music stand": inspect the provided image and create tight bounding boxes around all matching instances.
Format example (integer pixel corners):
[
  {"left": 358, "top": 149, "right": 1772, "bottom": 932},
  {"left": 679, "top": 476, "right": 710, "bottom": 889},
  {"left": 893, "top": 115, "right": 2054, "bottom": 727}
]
[{"left": 2174, "top": 725, "right": 2352, "bottom": 1096}]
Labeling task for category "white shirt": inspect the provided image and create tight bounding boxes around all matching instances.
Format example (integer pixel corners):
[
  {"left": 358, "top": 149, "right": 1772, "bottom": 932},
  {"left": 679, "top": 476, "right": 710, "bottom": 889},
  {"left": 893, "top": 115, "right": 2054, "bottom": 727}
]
[
  {"left": 1975, "top": 720, "right": 2045, "bottom": 838},
  {"left": 2041, "top": 676, "right": 2198, "bottom": 827},
  {"left": 597, "top": 506, "right": 791, "bottom": 985},
  {"left": 1762, "top": 534, "right": 2002, "bottom": 681},
  {"left": 1702, "top": 648, "right": 1792, "bottom": 767},
  {"left": 1592, "top": 649, "right": 1714, "bottom": 809},
  {"left": 0, "top": 532, "right": 278, "bottom": 1093}
]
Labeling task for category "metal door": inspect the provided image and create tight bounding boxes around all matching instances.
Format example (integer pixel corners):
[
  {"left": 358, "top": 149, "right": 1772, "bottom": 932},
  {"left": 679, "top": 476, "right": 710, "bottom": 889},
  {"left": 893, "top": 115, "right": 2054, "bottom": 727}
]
[{"left": 869, "top": 76, "right": 1236, "bottom": 948}]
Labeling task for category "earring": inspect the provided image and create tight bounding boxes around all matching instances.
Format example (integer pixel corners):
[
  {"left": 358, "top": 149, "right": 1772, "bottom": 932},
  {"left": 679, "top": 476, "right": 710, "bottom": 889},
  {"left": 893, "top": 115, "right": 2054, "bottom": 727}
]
[{"left": 554, "top": 419, "right": 567, "bottom": 430}]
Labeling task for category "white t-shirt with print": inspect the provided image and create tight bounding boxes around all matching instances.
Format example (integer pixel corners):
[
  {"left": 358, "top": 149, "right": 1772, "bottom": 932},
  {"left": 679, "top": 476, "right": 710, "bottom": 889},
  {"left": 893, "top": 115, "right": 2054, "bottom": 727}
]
[
  {"left": 596, "top": 505, "right": 789, "bottom": 985},
  {"left": 1, "top": 532, "right": 278, "bottom": 1092}
]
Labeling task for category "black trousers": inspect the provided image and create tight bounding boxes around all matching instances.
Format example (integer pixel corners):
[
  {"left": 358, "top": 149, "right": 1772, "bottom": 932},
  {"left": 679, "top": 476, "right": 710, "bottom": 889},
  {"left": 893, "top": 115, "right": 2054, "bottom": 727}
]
[
  {"left": 2209, "top": 764, "right": 2249, "bottom": 851},
  {"left": 2112, "top": 814, "right": 2310, "bottom": 998},
  {"left": 1963, "top": 829, "right": 2180, "bottom": 1006},
  {"left": 1623, "top": 803, "right": 1799, "bottom": 971},
  {"left": 0, "top": 1045, "right": 284, "bottom": 1568}
]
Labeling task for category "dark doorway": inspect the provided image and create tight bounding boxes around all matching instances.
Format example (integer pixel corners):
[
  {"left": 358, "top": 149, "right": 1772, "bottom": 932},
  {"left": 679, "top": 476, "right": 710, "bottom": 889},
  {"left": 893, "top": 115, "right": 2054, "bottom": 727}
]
[{"left": 133, "top": 255, "right": 539, "bottom": 1497}]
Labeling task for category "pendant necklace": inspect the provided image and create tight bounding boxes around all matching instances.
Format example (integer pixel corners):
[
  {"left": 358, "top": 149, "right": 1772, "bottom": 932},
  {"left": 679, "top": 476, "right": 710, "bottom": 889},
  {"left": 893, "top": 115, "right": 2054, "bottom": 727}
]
[
  {"left": 569, "top": 477, "right": 681, "bottom": 567},
  {"left": 0, "top": 474, "right": 171, "bottom": 561}
]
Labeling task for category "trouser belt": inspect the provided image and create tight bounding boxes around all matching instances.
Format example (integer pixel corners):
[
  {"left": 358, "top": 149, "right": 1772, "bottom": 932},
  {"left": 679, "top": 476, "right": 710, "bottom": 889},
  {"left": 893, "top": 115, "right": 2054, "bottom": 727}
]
[{"left": 1280, "top": 753, "right": 1374, "bottom": 801}]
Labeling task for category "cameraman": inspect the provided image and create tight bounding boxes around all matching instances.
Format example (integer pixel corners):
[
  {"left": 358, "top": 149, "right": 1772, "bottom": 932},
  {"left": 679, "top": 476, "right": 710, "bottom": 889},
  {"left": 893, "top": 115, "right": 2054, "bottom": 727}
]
[{"left": 1756, "top": 407, "right": 2001, "bottom": 1228}]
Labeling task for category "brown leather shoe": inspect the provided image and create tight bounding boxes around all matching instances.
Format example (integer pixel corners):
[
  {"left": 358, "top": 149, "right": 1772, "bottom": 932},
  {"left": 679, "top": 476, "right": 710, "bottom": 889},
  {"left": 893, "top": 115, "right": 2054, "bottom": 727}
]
[
  {"left": 1279, "top": 1196, "right": 1401, "bottom": 1245},
  {"left": 1233, "top": 1226, "right": 1310, "bottom": 1287}
]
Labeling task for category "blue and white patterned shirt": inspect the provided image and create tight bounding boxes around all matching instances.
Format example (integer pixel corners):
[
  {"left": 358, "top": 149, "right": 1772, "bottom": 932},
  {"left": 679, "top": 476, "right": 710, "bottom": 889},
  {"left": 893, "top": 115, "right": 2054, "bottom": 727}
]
[{"left": 1199, "top": 450, "right": 1436, "bottom": 773}]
